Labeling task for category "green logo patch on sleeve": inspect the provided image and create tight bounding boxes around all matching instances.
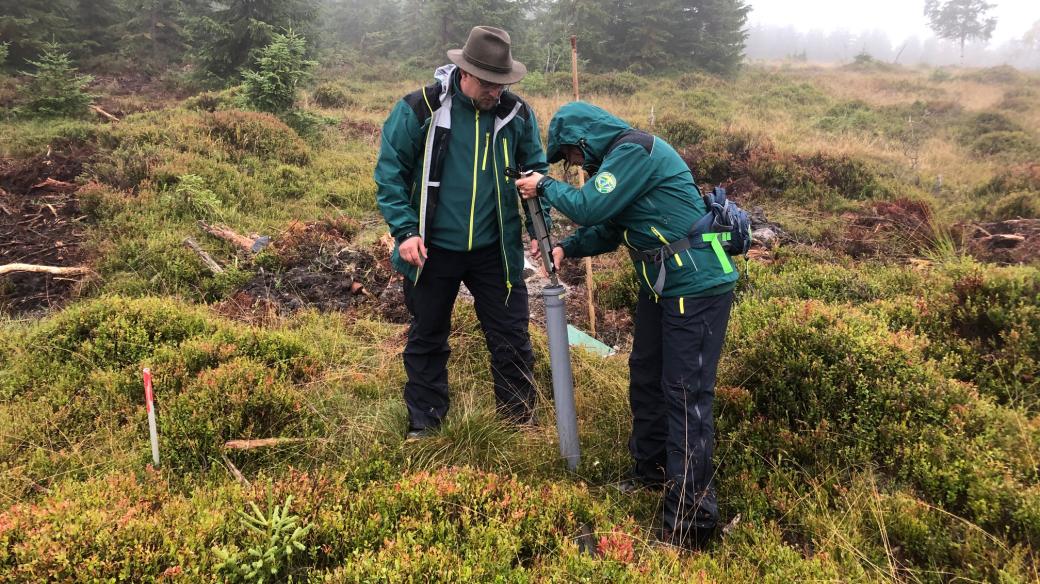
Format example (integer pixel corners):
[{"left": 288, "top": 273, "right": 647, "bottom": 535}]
[{"left": 594, "top": 172, "right": 617, "bottom": 194}]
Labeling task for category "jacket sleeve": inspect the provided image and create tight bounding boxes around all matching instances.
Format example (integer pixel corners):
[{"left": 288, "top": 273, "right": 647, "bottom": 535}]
[
  {"left": 514, "top": 107, "right": 553, "bottom": 238},
  {"left": 374, "top": 99, "right": 423, "bottom": 243},
  {"left": 558, "top": 223, "right": 624, "bottom": 258},
  {"left": 540, "top": 143, "right": 652, "bottom": 226}
]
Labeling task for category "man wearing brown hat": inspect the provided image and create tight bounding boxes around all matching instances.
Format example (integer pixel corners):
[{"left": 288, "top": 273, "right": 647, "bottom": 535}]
[{"left": 374, "top": 26, "right": 550, "bottom": 439}]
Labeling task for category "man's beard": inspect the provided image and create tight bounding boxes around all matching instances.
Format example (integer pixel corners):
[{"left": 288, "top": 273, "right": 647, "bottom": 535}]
[{"left": 476, "top": 96, "right": 500, "bottom": 111}]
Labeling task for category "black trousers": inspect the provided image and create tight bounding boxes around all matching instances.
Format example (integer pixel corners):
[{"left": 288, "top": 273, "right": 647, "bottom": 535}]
[
  {"left": 628, "top": 289, "right": 734, "bottom": 535},
  {"left": 402, "top": 244, "right": 535, "bottom": 430}
]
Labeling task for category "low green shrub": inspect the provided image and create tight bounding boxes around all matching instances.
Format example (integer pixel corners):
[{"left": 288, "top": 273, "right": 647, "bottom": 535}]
[
  {"left": 815, "top": 100, "right": 882, "bottom": 135},
  {"left": 183, "top": 86, "right": 242, "bottom": 112},
  {"left": 722, "top": 295, "right": 1040, "bottom": 545},
  {"left": 984, "top": 190, "right": 1040, "bottom": 220},
  {"left": 206, "top": 110, "right": 310, "bottom": 165},
  {"left": 312, "top": 83, "right": 355, "bottom": 108},
  {"left": 958, "top": 65, "right": 1023, "bottom": 84},
  {"left": 655, "top": 116, "right": 710, "bottom": 148},
  {"left": 582, "top": 71, "right": 645, "bottom": 95},
  {"left": 161, "top": 357, "right": 321, "bottom": 472},
  {"left": 969, "top": 130, "right": 1037, "bottom": 157}
]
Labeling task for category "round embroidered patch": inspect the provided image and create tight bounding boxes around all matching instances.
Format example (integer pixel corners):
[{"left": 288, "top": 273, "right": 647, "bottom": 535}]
[{"left": 594, "top": 172, "right": 617, "bottom": 194}]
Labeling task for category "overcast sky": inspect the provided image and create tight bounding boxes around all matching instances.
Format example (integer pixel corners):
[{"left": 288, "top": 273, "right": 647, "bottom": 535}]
[{"left": 747, "top": 0, "right": 1039, "bottom": 44}]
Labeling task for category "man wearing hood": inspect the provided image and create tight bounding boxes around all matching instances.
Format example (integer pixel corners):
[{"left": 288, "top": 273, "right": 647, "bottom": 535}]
[
  {"left": 516, "top": 102, "right": 739, "bottom": 548},
  {"left": 374, "top": 26, "right": 550, "bottom": 439}
]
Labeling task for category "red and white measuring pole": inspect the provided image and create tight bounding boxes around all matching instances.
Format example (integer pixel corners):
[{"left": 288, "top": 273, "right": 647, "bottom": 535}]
[{"left": 142, "top": 368, "right": 160, "bottom": 467}]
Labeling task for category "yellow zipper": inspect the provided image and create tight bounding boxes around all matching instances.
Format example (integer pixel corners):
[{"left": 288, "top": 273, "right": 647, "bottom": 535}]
[
  {"left": 650, "top": 226, "right": 683, "bottom": 267},
  {"left": 502, "top": 137, "right": 511, "bottom": 180},
  {"left": 481, "top": 132, "right": 490, "bottom": 171},
  {"left": 679, "top": 297, "right": 685, "bottom": 314},
  {"left": 492, "top": 137, "right": 512, "bottom": 303},
  {"left": 468, "top": 109, "right": 479, "bottom": 250}
]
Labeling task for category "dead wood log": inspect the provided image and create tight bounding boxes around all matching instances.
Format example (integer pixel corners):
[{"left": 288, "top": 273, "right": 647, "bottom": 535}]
[
  {"left": 182, "top": 237, "right": 225, "bottom": 274},
  {"left": 981, "top": 234, "right": 1026, "bottom": 249},
  {"left": 223, "top": 437, "right": 328, "bottom": 451},
  {"left": 0, "top": 263, "right": 93, "bottom": 277},
  {"left": 31, "top": 178, "right": 78, "bottom": 193},
  {"left": 91, "top": 105, "right": 120, "bottom": 122},
  {"left": 198, "top": 220, "right": 272, "bottom": 254}
]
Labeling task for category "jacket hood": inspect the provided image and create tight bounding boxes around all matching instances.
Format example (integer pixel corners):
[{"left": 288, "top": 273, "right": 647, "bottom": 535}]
[{"left": 546, "top": 102, "right": 632, "bottom": 170}]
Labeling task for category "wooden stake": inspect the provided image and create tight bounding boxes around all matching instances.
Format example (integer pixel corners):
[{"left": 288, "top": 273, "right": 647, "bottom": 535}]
[{"left": 570, "top": 35, "right": 597, "bottom": 336}]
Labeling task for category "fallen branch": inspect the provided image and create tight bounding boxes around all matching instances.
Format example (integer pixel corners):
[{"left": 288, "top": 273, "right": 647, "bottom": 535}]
[
  {"left": 198, "top": 220, "right": 272, "bottom": 254},
  {"left": 221, "top": 453, "right": 251, "bottom": 487},
  {"left": 223, "top": 437, "right": 328, "bottom": 451},
  {"left": 91, "top": 105, "right": 120, "bottom": 122},
  {"left": 182, "top": 237, "right": 224, "bottom": 274},
  {"left": 31, "top": 178, "right": 78, "bottom": 193},
  {"left": 0, "top": 263, "right": 93, "bottom": 277}
]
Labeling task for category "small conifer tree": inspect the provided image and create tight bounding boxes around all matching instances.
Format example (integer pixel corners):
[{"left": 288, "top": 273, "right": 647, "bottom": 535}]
[
  {"left": 22, "top": 43, "right": 94, "bottom": 117},
  {"left": 241, "top": 30, "right": 316, "bottom": 114}
]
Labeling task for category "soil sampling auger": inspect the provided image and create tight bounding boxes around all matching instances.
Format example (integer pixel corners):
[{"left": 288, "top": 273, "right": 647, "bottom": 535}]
[{"left": 505, "top": 166, "right": 580, "bottom": 471}]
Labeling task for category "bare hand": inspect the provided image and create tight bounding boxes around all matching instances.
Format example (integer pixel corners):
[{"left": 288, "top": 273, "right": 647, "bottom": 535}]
[
  {"left": 532, "top": 242, "right": 565, "bottom": 276},
  {"left": 515, "top": 173, "right": 544, "bottom": 200},
  {"left": 399, "top": 236, "right": 427, "bottom": 267}
]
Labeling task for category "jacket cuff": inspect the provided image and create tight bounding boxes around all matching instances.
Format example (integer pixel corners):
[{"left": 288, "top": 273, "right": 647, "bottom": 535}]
[
  {"left": 558, "top": 236, "right": 580, "bottom": 258},
  {"left": 535, "top": 176, "right": 553, "bottom": 196},
  {"left": 394, "top": 228, "right": 420, "bottom": 245}
]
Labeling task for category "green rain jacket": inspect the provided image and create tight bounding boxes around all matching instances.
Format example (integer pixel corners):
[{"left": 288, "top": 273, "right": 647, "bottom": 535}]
[
  {"left": 541, "top": 102, "right": 738, "bottom": 300},
  {"left": 374, "top": 65, "right": 549, "bottom": 290}
]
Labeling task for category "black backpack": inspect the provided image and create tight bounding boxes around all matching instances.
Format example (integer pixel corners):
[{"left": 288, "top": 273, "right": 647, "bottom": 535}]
[{"left": 690, "top": 185, "right": 752, "bottom": 257}]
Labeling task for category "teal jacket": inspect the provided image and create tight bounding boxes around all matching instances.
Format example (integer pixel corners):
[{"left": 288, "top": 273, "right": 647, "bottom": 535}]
[
  {"left": 541, "top": 102, "right": 738, "bottom": 299},
  {"left": 374, "top": 66, "right": 549, "bottom": 289}
]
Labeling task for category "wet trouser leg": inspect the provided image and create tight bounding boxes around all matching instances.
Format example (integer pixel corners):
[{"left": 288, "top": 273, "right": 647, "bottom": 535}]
[
  {"left": 464, "top": 245, "right": 536, "bottom": 423},
  {"left": 629, "top": 290, "right": 734, "bottom": 537},
  {"left": 402, "top": 247, "right": 463, "bottom": 430}
]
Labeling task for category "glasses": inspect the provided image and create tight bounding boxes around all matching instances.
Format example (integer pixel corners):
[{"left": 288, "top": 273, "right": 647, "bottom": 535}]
[{"left": 466, "top": 72, "right": 507, "bottom": 92}]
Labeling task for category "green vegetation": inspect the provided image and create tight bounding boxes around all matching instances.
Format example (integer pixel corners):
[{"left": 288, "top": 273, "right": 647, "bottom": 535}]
[
  {"left": 19, "top": 43, "right": 93, "bottom": 118},
  {"left": 1, "top": 47, "right": 1039, "bottom": 581},
  {"left": 242, "top": 31, "right": 317, "bottom": 115}
]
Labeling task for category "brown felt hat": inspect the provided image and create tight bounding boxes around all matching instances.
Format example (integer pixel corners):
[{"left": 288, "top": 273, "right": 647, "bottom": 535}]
[{"left": 446, "top": 26, "right": 527, "bottom": 85}]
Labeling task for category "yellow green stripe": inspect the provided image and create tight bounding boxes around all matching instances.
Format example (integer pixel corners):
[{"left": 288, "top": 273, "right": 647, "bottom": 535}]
[
  {"left": 492, "top": 136, "right": 511, "bottom": 304},
  {"left": 481, "top": 132, "right": 490, "bottom": 171},
  {"left": 502, "top": 138, "right": 510, "bottom": 180},
  {"left": 650, "top": 226, "right": 683, "bottom": 267},
  {"left": 468, "top": 109, "right": 479, "bottom": 250}
]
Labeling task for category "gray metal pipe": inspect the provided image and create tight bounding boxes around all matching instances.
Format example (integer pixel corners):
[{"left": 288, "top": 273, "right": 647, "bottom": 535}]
[{"left": 542, "top": 284, "right": 580, "bottom": 470}]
